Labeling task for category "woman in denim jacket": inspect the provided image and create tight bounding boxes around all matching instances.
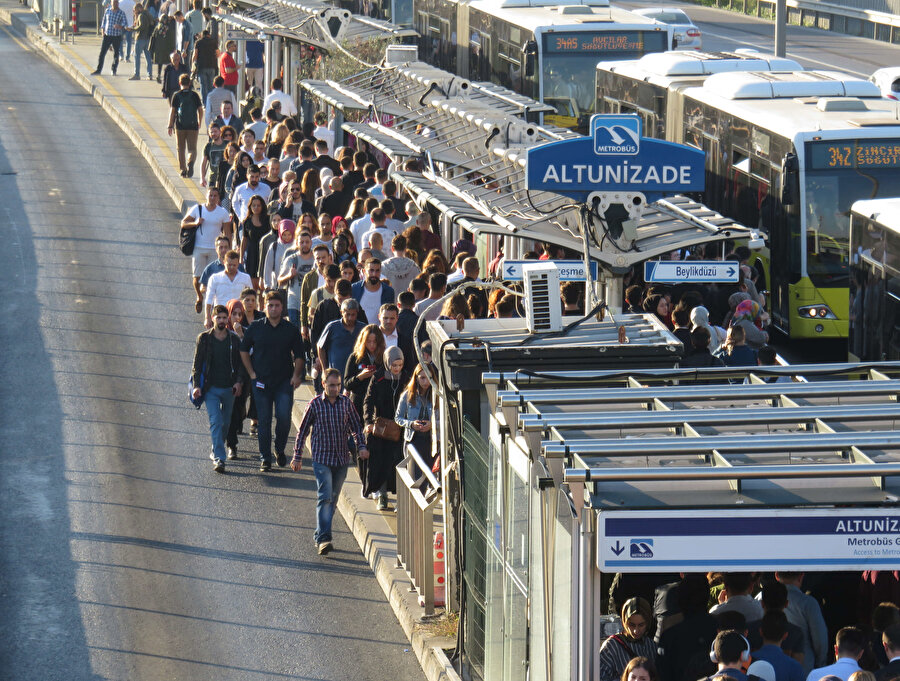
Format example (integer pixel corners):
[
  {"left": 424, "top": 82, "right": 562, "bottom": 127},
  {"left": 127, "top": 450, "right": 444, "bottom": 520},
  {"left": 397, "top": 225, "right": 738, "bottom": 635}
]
[{"left": 395, "top": 363, "right": 438, "bottom": 471}]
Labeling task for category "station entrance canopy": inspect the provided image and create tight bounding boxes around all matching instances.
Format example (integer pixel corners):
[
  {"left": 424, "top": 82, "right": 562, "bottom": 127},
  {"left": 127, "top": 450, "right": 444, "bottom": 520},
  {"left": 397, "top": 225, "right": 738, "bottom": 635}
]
[
  {"left": 300, "top": 61, "right": 760, "bottom": 271},
  {"left": 222, "top": 0, "right": 416, "bottom": 51}
]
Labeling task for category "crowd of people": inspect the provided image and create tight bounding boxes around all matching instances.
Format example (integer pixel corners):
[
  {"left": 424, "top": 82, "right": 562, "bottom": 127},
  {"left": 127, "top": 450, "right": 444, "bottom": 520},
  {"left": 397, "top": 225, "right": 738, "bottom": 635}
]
[{"left": 599, "top": 572, "right": 900, "bottom": 681}]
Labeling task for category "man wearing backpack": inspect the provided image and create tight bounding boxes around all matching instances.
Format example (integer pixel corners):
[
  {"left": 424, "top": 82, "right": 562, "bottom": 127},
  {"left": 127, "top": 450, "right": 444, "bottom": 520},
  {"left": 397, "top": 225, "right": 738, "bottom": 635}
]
[{"left": 167, "top": 73, "right": 204, "bottom": 178}]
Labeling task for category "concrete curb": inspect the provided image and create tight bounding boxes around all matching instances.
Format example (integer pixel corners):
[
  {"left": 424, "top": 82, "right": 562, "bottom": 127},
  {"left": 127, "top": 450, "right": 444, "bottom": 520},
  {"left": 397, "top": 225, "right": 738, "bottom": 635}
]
[
  {"left": 291, "top": 398, "right": 461, "bottom": 681},
  {"left": 0, "top": 8, "right": 461, "bottom": 679},
  {"left": 0, "top": 7, "right": 198, "bottom": 215}
]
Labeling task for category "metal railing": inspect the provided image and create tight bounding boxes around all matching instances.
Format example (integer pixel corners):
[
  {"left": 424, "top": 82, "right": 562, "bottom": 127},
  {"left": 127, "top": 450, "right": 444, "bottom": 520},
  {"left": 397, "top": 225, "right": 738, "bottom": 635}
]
[
  {"left": 692, "top": 0, "right": 900, "bottom": 44},
  {"left": 395, "top": 442, "right": 441, "bottom": 615}
]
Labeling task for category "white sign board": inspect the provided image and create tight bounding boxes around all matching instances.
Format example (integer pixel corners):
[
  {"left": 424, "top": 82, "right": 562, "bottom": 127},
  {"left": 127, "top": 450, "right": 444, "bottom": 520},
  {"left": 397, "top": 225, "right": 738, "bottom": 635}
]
[
  {"left": 644, "top": 260, "right": 739, "bottom": 284},
  {"left": 597, "top": 508, "right": 900, "bottom": 572},
  {"left": 502, "top": 259, "right": 598, "bottom": 282}
]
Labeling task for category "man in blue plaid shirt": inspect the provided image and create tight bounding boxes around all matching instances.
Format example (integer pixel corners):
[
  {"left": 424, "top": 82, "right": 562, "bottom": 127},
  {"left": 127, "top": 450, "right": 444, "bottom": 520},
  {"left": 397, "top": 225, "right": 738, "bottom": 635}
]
[
  {"left": 291, "top": 367, "right": 368, "bottom": 555},
  {"left": 92, "top": 0, "right": 128, "bottom": 75}
]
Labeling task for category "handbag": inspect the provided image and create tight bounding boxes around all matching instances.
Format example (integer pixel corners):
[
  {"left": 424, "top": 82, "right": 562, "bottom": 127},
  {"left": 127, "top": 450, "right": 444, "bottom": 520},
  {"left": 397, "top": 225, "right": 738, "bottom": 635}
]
[
  {"left": 179, "top": 205, "right": 200, "bottom": 256},
  {"left": 372, "top": 416, "right": 402, "bottom": 442}
]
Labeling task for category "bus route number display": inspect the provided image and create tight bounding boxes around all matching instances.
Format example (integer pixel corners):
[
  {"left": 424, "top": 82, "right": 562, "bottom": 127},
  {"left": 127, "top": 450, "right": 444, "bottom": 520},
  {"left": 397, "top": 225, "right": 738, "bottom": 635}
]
[
  {"left": 808, "top": 140, "right": 900, "bottom": 169},
  {"left": 547, "top": 31, "right": 648, "bottom": 53}
]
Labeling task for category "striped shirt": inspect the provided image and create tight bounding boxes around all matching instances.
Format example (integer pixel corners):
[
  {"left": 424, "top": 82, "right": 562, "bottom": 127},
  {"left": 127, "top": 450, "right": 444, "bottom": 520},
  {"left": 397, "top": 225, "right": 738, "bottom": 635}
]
[
  {"left": 101, "top": 8, "right": 128, "bottom": 36},
  {"left": 293, "top": 393, "right": 365, "bottom": 467},
  {"left": 597, "top": 634, "right": 657, "bottom": 681}
]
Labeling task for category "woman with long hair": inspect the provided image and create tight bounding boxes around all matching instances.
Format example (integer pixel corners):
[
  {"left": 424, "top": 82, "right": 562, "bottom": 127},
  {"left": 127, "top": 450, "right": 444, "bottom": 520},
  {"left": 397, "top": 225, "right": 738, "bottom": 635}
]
[
  {"left": 239, "top": 194, "right": 271, "bottom": 290},
  {"left": 340, "top": 259, "right": 359, "bottom": 283},
  {"left": 266, "top": 122, "right": 289, "bottom": 159},
  {"left": 343, "top": 324, "right": 386, "bottom": 429},
  {"left": 300, "top": 168, "right": 321, "bottom": 207},
  {"left": 402, "top": 226, "right": 425, "bottom": 266},
  {"left": 620, "top": 657, "right": 659, "bottom": 681},
  {"left": 439, "top": 293, "right": 470, "bottom": 320},
  {"left": 598, "top": 597, "right": 657, "bottom": 681},
  {"left": 642, "top": 293, "right": 671, "bottom": 329},
  {"left": 362, "top": 346, "right": 409, "bottom": 510},
  {"left": 216, "top": 141, "right": 240, "bottom": 198},
  {"left": 224, "top": 151, "right": 252, "bottom": 216},
  {"left": 422, "top": 249, "right": 449, "bottom": 274},
  {"left": 345, "top": 189, "right": 371, "bottom": 223},
  {"left": 298, "top": 212, "right": 320, "bottom": 240},
  {"left": 395, "top": 363, "right": 437, "bottom": 470}
]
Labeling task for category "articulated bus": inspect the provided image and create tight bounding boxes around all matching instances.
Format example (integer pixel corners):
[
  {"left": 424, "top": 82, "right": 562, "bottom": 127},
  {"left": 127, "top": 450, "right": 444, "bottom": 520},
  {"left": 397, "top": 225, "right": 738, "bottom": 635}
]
[
  {"left": 849, "top": 198, "right": 900, "bottom": 360},
  {"left": 597, "top": 64, "right": 900, "bottom": 340},
  {"left": 413, "top": 0, "right": 672, "bottom": 132}
]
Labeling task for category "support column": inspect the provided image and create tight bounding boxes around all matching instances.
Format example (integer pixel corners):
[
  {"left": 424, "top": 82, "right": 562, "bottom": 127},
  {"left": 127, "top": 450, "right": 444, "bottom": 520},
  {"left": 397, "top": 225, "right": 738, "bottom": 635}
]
[
  {"left": 236, "top": 39, "right": 246, "bottom": 103},
  {"left": 775, "top": 0, "right": 787, "bottom": 56}
]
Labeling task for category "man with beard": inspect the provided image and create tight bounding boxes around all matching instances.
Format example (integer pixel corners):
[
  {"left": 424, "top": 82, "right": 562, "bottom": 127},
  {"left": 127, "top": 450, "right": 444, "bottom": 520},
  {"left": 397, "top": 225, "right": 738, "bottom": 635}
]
[
  {"left": 192, "top": 305, "right": 245, "bottom": 473},
  {"left": 278, "top": 231, "right": 316, "bottom": 327},
  {"left": 351, "top": 258, "right": 395, "bottom": 326},
  {"left": 231, "top": 164, "right": 265, "bottom": 224}
]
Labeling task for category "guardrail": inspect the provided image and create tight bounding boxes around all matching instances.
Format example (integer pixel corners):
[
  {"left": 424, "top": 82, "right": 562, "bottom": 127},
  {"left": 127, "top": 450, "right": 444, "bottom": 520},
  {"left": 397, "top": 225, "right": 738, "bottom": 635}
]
[
  {"left": 691, "top": 0, "right": 900, "bottom": 45},
  {"left": 395, "top": 442, "right": 441, "bottom": 615}
]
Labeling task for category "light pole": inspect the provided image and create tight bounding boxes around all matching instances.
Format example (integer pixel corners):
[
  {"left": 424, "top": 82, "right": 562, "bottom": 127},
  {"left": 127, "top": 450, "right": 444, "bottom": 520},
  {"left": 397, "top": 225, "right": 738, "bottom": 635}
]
[{"left": 775, "top": 0, "right": 786, "bottom": 56}]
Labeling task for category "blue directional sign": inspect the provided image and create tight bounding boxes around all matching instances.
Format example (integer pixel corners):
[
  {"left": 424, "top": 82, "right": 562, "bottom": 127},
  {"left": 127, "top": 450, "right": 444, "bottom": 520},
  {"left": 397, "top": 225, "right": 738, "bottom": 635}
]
[
  {"left": 502, "top": 259, "right": 598, "bottom": 282},
  {"left": 526, "top": 114, "right": 706, "bottom": 202},
  {"left": 598, "top": 508, "right": 900, "bottom": 572},
  {"left": 644, "top": 260, "right": 739, "bottom": 284}
]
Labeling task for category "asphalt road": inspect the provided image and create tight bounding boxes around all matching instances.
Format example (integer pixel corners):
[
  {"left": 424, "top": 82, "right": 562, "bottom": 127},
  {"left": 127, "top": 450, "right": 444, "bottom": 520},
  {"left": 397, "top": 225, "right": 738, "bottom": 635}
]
[
  {"left": 0, "top": 24, "right": 423, "bottom": 681},
  {"left": 620, "top": 0, "right": 900, "bottom": 77}
]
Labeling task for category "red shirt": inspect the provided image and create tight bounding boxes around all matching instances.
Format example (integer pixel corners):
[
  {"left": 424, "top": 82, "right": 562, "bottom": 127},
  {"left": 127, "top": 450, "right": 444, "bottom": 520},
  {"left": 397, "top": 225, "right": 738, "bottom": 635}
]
[{"left": 219, "top": 51, "right": 238, "bottom": 86}]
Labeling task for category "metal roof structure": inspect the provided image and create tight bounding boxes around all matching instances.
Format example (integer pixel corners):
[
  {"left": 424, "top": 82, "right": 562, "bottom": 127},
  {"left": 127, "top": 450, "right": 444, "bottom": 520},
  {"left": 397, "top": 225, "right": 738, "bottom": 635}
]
[
  {"left": 300, "top": 60, "right": 761, "bottom": 271},
  {"left": 487, "top": 362, "right": 900, "bottom": 509},
  {"left": 221, "top": 0, "right": 416, "bottom": 49}
]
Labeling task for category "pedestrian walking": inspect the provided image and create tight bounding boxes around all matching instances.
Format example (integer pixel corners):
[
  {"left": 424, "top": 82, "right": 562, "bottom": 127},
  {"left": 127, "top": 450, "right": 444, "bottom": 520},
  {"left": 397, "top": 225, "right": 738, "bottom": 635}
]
[
  {"left": 219, "top": 40, "right": 239, "bottom": 94},
  {"left": 191, "top": 304, "right": 246, "bottom": 473},
  {"left": 150, "top": 15, "right": 176, "bottom": 82},
  {"left": 291, "top": 367, "right": 368, "bottom": 555},
  {"left": 167, "top": 73, "right": 204, "bottom": 178},
  {"left": 394, "top": 362, "right": 437, "bottom": 469},
  {"left": 181, "top": 187, "right": 233, "bottom": 314},
  {"left": 192, "top": 28, "right": 218, "bottom": 100},
  {"left": 240, "top": 290, "right": 305, "bottom": 472},
  {"left": 92, "top": 0, "right": 128, "bottom": 76},
  {"left": 129, "top": 2, "right": 155, "bottom": 81},
  {"left": 361, "top": 345, "right": 407, "bottom": 510}
]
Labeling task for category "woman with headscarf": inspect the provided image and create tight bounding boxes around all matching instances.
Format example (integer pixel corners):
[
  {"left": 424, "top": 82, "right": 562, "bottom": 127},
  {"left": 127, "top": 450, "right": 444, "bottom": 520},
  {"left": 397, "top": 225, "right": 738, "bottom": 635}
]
[
  {"left": 643, "top": 293, "right": 671, "bottom": 329},
  {"left": 362, "top": 345, "right": 408, "bottom": 510},
  {"left": 690, "top": 305, "right": 727, "bottom": 353},
  {"left": 721, "top": 291, "right": 750, "bottom": 330},
  {"left": 260, "top": 219, "right": 295, "bottom": 289},
  {"left": 731, "top": 299, "right": 769, "bottom": 350},
  {"left": 597, "top": 597, "right": 657, "bottom": 681}
]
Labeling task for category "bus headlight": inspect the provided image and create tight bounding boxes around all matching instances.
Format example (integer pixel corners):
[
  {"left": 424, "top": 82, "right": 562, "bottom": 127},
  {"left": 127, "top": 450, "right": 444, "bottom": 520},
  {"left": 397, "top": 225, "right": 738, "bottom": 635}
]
[{"left": 798, "top": 305, "right": 836, "bottom": 320}]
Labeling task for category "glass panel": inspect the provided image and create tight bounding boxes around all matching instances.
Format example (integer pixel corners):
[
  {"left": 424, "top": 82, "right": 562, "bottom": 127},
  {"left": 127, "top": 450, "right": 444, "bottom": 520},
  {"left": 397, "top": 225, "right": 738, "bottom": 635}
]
[
  {"left": 505, "top": 450, "right": 529, "bottom": 584},
  {"left": 552, "top": 490, "right": 574, "bottom": 681},
  {"left": 484, "top": 543, "right": 506, "bottom": 681},
  {"left": 804, "top": 168, "right": 900, "bottom": 286},
  {"left": 503, "top": 582, "right": 529, "bottom": 681}
]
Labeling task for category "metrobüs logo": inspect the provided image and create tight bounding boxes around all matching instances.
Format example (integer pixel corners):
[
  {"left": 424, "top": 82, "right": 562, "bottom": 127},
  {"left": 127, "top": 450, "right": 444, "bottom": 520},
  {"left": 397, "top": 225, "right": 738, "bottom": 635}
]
[
  {"left": 630, "top": 538, "right": 654, "bottom": 558},
  {"left": 592, "top": 114, "right": 641, "bottom": 156}
]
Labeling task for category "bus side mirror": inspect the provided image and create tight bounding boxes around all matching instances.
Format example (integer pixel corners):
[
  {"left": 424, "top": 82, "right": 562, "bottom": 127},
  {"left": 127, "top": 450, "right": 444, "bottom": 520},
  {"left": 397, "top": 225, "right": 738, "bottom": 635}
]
[
  {"left": 781, "top": 153, "right": 799, "bottom": 206},
  {"left": 522, "top": 40, "right": 537, "bottom": 78}
]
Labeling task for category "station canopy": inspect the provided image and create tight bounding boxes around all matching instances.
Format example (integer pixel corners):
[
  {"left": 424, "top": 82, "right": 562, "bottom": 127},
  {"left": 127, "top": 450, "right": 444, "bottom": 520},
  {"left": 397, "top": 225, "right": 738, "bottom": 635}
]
[
  {"left": 301, "top": 61, "right": 760, "bottom": 270},
  {"left": 222, "top": 0, "right": 416, "bottom": 50}
]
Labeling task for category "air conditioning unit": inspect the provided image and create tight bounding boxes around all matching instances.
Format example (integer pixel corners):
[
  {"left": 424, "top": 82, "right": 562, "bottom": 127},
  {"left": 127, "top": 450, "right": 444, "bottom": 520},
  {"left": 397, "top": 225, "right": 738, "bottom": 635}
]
[{"left": 523, "top": 262, "right": 563, "bottom": 334}]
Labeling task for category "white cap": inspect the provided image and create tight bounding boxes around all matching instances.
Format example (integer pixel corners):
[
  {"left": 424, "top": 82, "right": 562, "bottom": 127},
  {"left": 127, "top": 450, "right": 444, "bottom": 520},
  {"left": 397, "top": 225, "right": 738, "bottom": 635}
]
[{"left": 747, "top": 660, "right": 776, "bottom": 681}]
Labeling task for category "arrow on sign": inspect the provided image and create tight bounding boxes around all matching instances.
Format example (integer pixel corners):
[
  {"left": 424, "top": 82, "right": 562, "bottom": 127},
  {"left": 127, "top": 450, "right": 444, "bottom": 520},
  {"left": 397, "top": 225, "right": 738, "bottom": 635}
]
[
  {"left": 506, "top": 265, "right": 516, "bottom": 278},
  {"left": 611, "top": 541, "right": 625, "bottom": 556},
  {"left": 727, "top": 266, "right": 735, "bottom": 277}
]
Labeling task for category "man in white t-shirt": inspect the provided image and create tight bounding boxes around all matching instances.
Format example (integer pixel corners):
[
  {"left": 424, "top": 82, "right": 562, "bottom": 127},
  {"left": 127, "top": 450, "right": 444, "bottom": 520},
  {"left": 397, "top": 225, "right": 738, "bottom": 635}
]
[
  {"left": 262, "top": 77, "right": 297, "bottom": 116},
  {"left": 181, "top": 186, "right": 232, "bottom": 314},
  {"left": 205, "top": 250, "right": 252, "bottom": 327},
  {"left": 360, "top": 208, "right": 397, "bottom": 256},
  {"left": 312, "top": 111, "right": 334, "bottom": 153},
  {"left": 351, "top": 259, "right": 395, "bottom": 326}
]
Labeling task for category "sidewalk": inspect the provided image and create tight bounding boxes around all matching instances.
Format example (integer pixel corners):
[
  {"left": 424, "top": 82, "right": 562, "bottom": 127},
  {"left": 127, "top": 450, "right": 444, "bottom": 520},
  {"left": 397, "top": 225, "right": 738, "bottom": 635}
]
[{"left": 0, "top": 6, "right": 458, "bottom": 680}]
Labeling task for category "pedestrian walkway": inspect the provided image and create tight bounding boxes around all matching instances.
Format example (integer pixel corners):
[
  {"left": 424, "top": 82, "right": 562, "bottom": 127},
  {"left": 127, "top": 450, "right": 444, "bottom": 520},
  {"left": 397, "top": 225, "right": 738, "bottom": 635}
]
[{"left": 0, "top": 5, "right": 458, "bottom": 681}]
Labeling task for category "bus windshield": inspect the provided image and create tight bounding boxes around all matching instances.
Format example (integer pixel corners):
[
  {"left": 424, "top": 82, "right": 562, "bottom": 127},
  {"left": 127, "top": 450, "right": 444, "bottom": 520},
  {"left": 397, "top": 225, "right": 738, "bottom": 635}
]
[
  {"left": 542, "top": 31, "right": 668, "bottom": 122},
  {"left": 805, "top": 167, "right": 900, "bottom": 287}
]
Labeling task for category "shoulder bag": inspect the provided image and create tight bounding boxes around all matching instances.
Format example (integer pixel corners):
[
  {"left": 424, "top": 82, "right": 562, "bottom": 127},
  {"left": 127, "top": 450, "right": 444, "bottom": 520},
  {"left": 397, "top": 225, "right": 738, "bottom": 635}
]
[
  {"left": 372, "top": 416, "right": 402, "bottom": 442},
  {"left": 179, "top": 204, "right": 200, "bottom": 256}
]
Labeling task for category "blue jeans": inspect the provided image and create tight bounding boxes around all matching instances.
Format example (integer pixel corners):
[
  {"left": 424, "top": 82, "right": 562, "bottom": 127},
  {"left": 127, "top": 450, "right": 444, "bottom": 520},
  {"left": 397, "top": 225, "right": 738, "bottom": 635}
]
[
  {"left": 252, "top": 378, "right": 293, "bottom": 463},
  {"left": 198, "top": 67, "right": 216, "bottom": 101},
  {"left": 312, "top": 462, "right": 348, "bottom": 543},
  {"left": 133, "top": 38, "right": 151, "bottom": 77},
  {"left": 204, "top": 385, "right": 235, "bottom": 462},
  {"left": 119, "top": 29, "right": 133, "bottom": 60}
]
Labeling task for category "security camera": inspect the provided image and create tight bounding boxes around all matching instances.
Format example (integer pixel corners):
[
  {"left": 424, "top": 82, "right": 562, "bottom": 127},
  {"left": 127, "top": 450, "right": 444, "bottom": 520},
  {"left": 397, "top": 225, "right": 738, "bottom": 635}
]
[{"left": 748, "top": 230, "right": 765, "bottom": 250}]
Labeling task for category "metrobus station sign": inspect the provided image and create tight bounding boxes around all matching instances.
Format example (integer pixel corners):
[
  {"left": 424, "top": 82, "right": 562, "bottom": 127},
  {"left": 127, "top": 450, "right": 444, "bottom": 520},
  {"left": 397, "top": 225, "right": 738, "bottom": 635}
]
[
  {"left": 526, "top": 114, "right": 706, "bottom": 202},
  {"left": 597, "top": 508, "right": 900, "bottom": 573}
]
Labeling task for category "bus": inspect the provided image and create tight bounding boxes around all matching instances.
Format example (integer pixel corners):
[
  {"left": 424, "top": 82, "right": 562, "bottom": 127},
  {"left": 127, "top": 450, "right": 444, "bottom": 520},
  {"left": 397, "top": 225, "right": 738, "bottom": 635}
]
[
  {"left": 596, "top": 66, "right": 900, "bottom": 340},
  {"left": 849, "top": 198, "right": 900, "bottom": 360},
  {"left": 413, "top": 0, "right": 672, "bottom": 132}
]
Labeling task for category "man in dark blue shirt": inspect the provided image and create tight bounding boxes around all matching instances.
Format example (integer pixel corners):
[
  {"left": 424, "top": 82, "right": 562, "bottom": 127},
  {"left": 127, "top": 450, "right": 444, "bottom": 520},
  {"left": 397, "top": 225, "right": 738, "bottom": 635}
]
[
  {"left": 317, "top": 299, "right": 365, "bottom": 372},
  {"left": 240, "top": 291, "right": 304, "bottom": 471}
]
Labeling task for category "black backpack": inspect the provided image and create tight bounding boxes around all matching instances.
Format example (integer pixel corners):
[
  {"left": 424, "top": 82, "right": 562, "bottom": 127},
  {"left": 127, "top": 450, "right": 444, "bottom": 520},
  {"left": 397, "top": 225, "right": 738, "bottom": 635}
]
[
  {"left": 173, "top": 89, "right": 201, "bottom": 129},
  {"left": 179, "top": 205, "right": 200, "bottom": 256}
]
